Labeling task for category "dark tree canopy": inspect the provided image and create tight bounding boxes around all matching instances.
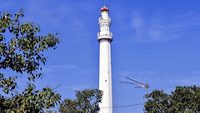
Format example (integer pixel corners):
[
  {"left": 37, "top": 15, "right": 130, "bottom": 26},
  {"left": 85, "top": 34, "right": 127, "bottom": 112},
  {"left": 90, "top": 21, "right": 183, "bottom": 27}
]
[
  {"left": 144, "top": 85, "right": 200, "bottom": 113},
  {"left": 0, "top": 10, "right": 60, "bottom": 112},
  {"left": 59, "top": 89, "right": 102, "bottom": 113}
]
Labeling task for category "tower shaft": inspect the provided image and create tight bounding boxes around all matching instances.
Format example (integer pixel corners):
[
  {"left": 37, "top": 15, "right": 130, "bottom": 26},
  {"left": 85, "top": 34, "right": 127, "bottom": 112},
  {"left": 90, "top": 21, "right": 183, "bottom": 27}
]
[{"left": 98, "top": 6, "right": 113, "bottom": 113}]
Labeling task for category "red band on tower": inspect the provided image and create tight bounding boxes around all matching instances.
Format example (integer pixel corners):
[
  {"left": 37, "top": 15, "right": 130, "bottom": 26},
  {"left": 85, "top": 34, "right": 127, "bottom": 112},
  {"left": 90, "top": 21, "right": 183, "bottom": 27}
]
[{"left": 101, "top": 6, "right": 109, "bottom": 12}]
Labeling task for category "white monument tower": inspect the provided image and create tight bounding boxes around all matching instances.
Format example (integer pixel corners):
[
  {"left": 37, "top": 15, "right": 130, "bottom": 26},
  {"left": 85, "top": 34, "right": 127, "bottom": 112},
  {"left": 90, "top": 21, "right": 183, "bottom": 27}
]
[{"left": 98, "top": 6, "right": 113, "bottom": 113}]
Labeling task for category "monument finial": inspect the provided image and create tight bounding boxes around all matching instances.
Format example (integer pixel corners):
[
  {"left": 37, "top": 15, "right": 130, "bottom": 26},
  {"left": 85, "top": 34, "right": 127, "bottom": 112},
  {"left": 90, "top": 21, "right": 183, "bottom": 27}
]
[{"left": 101, "top": 5, "right": 109, "bottom": 12}]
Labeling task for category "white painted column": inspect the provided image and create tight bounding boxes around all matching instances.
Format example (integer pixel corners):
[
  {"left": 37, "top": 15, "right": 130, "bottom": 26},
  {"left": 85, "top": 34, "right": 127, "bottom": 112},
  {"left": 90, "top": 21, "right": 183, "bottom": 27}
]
[{"left": 98, "top": 6, "right": 113, "bottom": 113}]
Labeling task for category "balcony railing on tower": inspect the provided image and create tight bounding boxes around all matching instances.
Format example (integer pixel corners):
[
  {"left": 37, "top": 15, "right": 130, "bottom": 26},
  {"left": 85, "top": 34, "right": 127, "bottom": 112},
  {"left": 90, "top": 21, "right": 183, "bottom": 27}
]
[{"left": 97, "top": 32, "right": 113, "bottom": 40}]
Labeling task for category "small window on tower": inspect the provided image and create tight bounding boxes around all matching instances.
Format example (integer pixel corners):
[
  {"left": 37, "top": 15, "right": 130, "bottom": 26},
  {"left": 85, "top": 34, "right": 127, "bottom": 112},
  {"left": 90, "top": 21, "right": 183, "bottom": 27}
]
[{"left": 105, "top": 80, "right": 107, "bottom": 82}]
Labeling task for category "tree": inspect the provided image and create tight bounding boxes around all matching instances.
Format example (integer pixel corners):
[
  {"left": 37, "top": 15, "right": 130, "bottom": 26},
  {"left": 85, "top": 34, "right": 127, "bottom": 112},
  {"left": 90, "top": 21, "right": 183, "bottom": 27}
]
[
  {"left": 59, "top": 89, "right": 102, "bottom": 113},
  {"left": 0, "top": 10, "right": 60, "bottom": 112},
  {"left": 144, "top": 85, "right": 200, "bottom": 113}
]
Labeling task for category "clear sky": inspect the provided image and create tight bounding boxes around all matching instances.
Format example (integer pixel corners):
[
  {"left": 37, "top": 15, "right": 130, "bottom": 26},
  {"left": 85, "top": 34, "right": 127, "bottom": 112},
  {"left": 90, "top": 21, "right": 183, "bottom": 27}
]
[{"left": 1, "top": 0, "right": 200, "bottom": 113}]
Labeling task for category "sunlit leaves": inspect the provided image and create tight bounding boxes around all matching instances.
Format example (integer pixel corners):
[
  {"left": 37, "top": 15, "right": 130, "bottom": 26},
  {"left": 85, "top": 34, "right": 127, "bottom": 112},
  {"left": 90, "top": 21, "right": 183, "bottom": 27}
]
[
  {"left": 0, "top": 10, "right": 60, "bottom": 112},
  {"left": 0, "top": 73, "right": 17, "bottom": 94},
  {"left": 0, "top": 84, "right": 61, "bottom": 112},
  {"left": 144, "top": 86, "right": 200, "bottom": 113},
  {"left": 59, "top": 89, "right": 102, "bottom": 113},
  {"left": 0, "top": 10, "right": 59, "bottom": 81}
]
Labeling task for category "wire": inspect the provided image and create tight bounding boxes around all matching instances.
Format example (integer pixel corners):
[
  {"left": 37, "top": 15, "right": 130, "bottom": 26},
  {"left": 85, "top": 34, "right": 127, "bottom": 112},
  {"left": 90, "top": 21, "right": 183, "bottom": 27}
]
[
  {"left": 53, "top": 84, "right": 61, "bottom": 90},
  {"left": 102, "top": 103, "right": 143, "bottom": 109}
]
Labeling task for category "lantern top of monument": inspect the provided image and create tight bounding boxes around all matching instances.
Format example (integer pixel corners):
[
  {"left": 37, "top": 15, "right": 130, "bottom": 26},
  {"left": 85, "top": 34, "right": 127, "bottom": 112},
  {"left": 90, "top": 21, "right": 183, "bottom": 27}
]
[{"left": 101, "top": 6, "right": 109, "bottom": 12}]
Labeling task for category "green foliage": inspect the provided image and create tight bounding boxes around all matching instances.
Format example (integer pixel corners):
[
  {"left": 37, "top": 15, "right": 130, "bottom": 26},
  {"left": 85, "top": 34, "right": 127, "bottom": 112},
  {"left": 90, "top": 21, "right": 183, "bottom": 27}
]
[
  {"left": 0, "top": 10, "right": 59, "bottom": 81},
  {"left": 0, "top": 10, "right": 102, "bottom": 113},
  {"left": 0, "top": 84, "right": 60, "bottom": 113},
  {"left": 0, "top": 10, "right": 60, "bottom": 112},
  {"left": 0, "top": 73, "right": 17, "bottom": 94},
  {"left": 59, "top": 89, "right": 102, "bottom": 113},
  {"left": 144, "top": 86, "right": 200, "bottom": 113}
]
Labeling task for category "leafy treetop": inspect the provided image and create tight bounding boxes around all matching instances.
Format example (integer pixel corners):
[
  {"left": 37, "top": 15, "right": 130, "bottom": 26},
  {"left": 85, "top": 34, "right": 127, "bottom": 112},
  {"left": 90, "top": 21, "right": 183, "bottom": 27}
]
[
  {"left": 144, "top": 85, "right": 200, "bottom": 113},
  {"left": 59, "top": 89, "right": 102, "bottom": 113},
  {"left": 0, "top": 10, "right": 60, "bottom": 113}
]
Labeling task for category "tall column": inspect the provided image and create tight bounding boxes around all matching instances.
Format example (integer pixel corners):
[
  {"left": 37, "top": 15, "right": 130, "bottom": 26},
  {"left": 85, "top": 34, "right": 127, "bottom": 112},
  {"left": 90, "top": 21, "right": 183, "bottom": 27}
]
[{"left": 98, "top": 6, "right": 113, "bottom": 113}]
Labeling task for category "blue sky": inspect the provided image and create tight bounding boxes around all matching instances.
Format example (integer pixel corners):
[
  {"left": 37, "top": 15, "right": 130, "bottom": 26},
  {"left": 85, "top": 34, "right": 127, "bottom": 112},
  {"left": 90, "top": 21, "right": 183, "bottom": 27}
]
[{"left": 1, "top": 0, "right": 200, "bottom": 112}]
